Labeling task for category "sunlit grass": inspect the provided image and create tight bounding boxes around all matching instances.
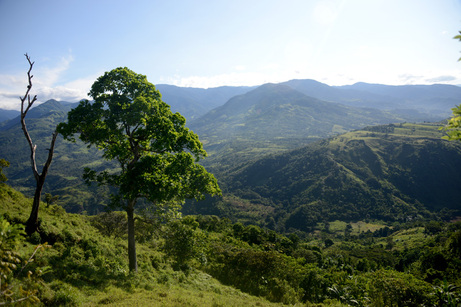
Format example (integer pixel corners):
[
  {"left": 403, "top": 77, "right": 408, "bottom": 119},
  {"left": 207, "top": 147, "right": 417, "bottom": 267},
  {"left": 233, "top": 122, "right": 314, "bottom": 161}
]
[
  {"left": 391, "top": 227, "right": 426, "bottom": 250},
  {"left": 325, "top": 220, "right": 387, "bottom": 235},
  {"left": 82, "top": 272, "right": 294, "bottom": 307}
]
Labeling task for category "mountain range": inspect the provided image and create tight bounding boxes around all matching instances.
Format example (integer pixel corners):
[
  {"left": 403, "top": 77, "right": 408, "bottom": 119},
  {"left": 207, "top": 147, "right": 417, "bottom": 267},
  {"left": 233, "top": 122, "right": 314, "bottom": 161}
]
[
  {"left": 0, "top": 79, "right": 460, "bottom": 228},
  {"left": 282, "top": 80, "right": 460, "bottom": 118},
  {"left": 2, "top": 79, "right": 459, "bottom": 124}
]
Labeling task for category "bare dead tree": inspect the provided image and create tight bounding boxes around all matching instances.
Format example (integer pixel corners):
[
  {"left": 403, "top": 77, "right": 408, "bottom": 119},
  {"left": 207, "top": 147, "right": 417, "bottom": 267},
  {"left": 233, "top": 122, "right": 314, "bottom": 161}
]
[{"left": 20, "top": 54, "right": 58, "bottom": 235}]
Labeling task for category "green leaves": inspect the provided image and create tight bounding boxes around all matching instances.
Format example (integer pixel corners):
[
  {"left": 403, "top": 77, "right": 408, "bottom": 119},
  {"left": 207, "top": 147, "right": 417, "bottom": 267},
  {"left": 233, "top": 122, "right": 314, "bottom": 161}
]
[
  {"left": 58, "top": 66, "right": 221, "bottom": 210},
  {"left": 441, "top": 105, "right": 461, "bottom": 141},
  {"left": 58, "top": 67, "right": 221, "bottom": 272},
  {"left": 119, "top": 151, "right": 219, "bottom": 204}
]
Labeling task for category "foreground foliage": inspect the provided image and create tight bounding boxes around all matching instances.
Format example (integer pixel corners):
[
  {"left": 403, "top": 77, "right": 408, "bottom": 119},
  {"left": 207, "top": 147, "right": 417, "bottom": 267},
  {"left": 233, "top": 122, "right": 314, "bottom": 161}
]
[
  {"left": 441, "top": 104, "right": 461, "bottom": 141},
  {"left": 1, "top": 183, "right": 460, "bottom": 306}
]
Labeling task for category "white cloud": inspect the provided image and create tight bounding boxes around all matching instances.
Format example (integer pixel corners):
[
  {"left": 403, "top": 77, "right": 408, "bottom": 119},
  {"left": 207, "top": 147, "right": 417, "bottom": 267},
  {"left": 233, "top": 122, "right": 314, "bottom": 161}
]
[
  {"left": 0, "top": 54, "right": 92, "bottom": 110},
  {"left": 34, "top": 54, "right": 74, "bottom": 87},
  {"left": 425, "top": 75, "right": 457, "bottom": 83}
]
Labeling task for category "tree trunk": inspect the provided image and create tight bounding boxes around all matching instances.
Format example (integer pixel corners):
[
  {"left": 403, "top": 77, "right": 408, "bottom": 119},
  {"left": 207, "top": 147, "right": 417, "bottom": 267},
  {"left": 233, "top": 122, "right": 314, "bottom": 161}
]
[
  {"left": 127, "top": 199, "right": 138, "bottom": 272},
  {"left": 25, "top": 177, "right": 45, "bottom": 235}
]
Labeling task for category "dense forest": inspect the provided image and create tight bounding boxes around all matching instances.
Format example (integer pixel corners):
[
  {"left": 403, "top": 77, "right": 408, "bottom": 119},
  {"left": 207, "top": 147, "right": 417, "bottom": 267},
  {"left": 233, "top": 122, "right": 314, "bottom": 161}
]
[{"left": 1, "top": 76, "right": 461, "bottom": 305}]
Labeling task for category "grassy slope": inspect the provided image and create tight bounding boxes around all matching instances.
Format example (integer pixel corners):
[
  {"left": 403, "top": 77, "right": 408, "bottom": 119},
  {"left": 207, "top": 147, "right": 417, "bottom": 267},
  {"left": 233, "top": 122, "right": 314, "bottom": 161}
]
[
  {"left": 3, "top": 182, "right": 461, "bottom": 306},
  {"left": 0, "top": 184, "right": 299, "bottom": 307}
]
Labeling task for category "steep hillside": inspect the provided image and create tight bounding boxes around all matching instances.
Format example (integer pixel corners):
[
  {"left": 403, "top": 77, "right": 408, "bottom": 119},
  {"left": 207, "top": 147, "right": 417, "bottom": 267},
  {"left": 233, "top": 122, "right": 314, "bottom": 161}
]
[
  {"left": 187, "top": 123, "right": 461, "bottom": 230},
  {"left": 0, "top": 184, "right": 297, "bottom": 306}
]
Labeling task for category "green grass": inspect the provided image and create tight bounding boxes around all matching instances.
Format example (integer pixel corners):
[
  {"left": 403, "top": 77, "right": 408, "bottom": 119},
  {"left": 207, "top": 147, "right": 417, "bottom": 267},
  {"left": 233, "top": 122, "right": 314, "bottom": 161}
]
[
  {"left": 0, "top": 184, "right": 305, "bottom": 306},
  {"left": 390, "top": 227, "right": 426, "bottom": 250},
  {"left": 322, "top": 220, "right": 387, "bottom": 235},
  {"left": 82, "top": 275, "right": 295, "bottom": 307}
]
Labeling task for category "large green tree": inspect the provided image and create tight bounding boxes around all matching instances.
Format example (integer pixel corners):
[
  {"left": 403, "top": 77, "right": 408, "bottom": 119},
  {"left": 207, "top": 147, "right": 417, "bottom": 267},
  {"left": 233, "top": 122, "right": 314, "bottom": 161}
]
[{"left": 57, "top": 67, "right": 221, "bottom": 272}]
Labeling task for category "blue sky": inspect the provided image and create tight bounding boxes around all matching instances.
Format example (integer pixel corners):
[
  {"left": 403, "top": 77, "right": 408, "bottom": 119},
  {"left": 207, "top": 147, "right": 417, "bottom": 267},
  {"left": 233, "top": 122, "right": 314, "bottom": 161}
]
[{"left": 1, "top": 0, "right": 461, "bottom": 110}]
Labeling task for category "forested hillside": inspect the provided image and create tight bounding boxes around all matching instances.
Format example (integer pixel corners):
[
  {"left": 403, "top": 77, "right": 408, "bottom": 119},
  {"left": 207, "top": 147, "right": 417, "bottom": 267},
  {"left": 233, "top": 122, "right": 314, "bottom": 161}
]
[
  {"left": 0, "top": 100, "right": 113, "bottom": 213},
  {"left": 191, "top": 123, "right": 461, "bottom": 231},
  {"left": 189, "top": 82, "right": 457, "bottom": 175},
  {"left": 190, "top": 83, "right": 408, "bottom": 144}
]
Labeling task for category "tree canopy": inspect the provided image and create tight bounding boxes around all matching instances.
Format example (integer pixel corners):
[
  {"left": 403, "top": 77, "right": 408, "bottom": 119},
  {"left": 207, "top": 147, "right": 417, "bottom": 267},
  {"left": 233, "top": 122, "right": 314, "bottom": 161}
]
[{"left": 57, "top": 67, "right": 221, "bottom": 271}]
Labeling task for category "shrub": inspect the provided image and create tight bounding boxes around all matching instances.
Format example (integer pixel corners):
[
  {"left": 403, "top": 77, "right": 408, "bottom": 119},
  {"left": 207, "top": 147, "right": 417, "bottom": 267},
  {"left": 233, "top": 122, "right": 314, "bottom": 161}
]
[
  {"left": 164, "top": 218, "right": 206, "bottom": 270},
  {"left": 0, "top": 217, "right": 49, "bottom": 305},
  {"left": 50, "top": 282, "right": 82, "bottom": 306},
  {"left": 366, "top": 269, "right": 433, "bottom": 306}
]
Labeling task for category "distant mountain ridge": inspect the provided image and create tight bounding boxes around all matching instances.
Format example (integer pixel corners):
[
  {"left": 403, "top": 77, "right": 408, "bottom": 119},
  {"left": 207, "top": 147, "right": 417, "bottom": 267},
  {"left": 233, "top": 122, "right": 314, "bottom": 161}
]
[
  {"left": 2, "top": 79, "right": 458, "bottom": 124},
  {"left": 283, "top": 79, "right": 460, "bottom": 118},
  {"left": 155, "top": 84, "right": 255, "bottom": 120},
  {"left": 0, "top": 109, "right": 20, "bottom": 123}
]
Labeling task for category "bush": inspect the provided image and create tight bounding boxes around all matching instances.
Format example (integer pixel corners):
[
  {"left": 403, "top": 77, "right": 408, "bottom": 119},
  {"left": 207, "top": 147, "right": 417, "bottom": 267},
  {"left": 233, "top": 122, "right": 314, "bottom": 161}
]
[
  {"left": 0, "top": 216, "right": 49, "bottom": 305},
  {"left": 50, "top": 282, "right": 82, "bottom": 306},
  {"left": 366, "top": 269, "right": 433, "bottom": 306},
  {"left": 91, "top": 211, "right": 127, "bottom": 238},
  {"left": 164, "top": 218, "right": 206, "bottom": 269}
]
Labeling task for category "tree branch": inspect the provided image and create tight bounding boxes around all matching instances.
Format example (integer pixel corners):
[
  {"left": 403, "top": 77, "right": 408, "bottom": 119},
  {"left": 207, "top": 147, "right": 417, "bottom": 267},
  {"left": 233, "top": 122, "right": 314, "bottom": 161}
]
[{"left": 20, "top": 53, "right": 39, "bottom": 181}]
